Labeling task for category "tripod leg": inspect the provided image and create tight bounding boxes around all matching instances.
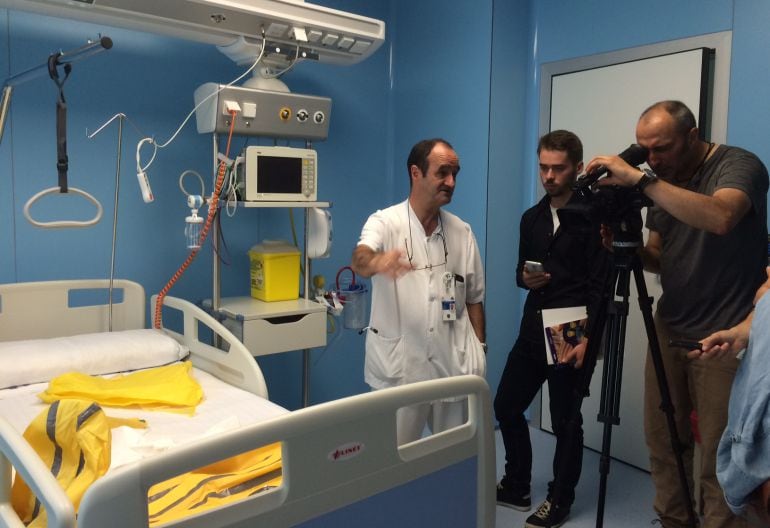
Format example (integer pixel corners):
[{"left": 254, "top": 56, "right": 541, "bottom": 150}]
[
  {"left": 554, "top": 252, "right": 642, "bottom": 528},
  {"left": 632, "top": 263, "right": 698, "bottom": 528},
  {"left": 595, "top": 264, "right": 631, "bottom": 528}
]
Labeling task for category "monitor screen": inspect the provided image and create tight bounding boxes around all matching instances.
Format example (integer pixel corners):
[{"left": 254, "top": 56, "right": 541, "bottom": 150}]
[{"left": 257, "top": 156, "right": 303, "bottom": 194}]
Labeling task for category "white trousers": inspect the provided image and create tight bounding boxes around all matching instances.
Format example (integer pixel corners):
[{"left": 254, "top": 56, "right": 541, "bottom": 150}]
[{"left": 396, "top": 398, "right": 468, "bottom": 445}]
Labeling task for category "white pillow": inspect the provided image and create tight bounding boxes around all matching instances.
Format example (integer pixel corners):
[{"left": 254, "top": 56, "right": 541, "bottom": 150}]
[{"left": 0, "top": 329, "right": 188, "bottom": 390}]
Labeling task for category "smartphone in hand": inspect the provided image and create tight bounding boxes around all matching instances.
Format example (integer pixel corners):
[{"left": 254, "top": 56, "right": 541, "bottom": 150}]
[
  {"left": 668, "top": 339, "right": 703, "bottom": 351},
  {"left": 524, "top": 260, "right": 545, "bottom": 273}
]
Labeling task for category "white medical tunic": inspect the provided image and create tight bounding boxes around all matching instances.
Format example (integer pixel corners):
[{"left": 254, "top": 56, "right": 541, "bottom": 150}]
[{"left": 358, "top": 200, "right": 486, "bottom": 390}]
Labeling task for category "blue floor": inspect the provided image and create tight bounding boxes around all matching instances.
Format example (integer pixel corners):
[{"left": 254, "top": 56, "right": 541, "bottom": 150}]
[{"left": 495, "top": 426, "right": 657, "bottom": 528}]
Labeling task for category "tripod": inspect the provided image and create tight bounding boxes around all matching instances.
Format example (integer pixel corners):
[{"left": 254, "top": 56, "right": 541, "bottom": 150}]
[{"left": 564, "top": 234, "right": 697, "bottom": 528}]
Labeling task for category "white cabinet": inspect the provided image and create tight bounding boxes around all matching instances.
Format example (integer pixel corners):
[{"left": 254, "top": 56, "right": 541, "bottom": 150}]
[
  {"left": 216, "top": 297, "right": 327, "bottom": 356},
  {"left": 209, "top": 200, "right": 331, "bottom": 406}
]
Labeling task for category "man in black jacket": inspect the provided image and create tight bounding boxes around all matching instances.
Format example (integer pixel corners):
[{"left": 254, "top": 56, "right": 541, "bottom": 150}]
[{"left": 494, "top": 130, "right": 606, "bottom": 528}]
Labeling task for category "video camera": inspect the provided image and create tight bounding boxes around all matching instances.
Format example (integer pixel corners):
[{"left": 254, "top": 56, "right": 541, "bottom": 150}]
[{"left": 557, "top": 144, "right": 650, "bottom": 244}]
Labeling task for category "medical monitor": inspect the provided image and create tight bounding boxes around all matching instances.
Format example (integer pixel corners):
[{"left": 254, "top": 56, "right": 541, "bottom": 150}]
[{"left": 238, "top": 146, "right": 317, "bottom": 202}]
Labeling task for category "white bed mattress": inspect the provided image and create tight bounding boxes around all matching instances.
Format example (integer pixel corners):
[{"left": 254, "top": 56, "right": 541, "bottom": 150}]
[{"left": 0, "top": 366, "right": 288, "bottom": 474}]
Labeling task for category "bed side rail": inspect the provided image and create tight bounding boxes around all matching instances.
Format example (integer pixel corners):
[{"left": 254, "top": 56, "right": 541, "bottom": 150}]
[
  {"left": 152, "top": 294, "right": 269, "bottom": 399},
  {"left": 0, "top": 417, "right": 74, "bottom": 528},
  {"left": 0, "top": 279, "right": 144, "bottom": 341},
  {"left": 78, "top": 375, "right": 495, "bottom": 528}
]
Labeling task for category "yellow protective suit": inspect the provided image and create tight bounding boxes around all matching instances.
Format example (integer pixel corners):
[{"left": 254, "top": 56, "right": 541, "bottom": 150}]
[
  {"left": 15, "top": 363, "right": 280, "bottom": 526},
  {"left": 13, "top": 399, "right": 281, "bottom": 527},
  {"left": 39, "top": 361, "right": 203, "bottom": 414},
  {"left": 11, "top": 400, "right": 114, "bottom": 527},
  {"left": 147, "top": 442, "right": 282, "bottom": 526}
]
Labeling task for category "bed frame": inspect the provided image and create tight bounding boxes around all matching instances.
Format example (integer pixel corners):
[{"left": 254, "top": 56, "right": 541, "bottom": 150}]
[{"left": 0, "top": 280, "right": 495, "bottom": 527}]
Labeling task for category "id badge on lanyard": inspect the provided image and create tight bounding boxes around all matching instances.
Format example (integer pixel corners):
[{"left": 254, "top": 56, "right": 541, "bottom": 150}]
[{"left": 441, "top": 271, "right": 457, "bottom": 321}]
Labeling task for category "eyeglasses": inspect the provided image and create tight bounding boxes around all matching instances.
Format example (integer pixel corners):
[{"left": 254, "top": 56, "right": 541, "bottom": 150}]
[{"left": 405, "top": 212, "right": 448, "bottom": 271}]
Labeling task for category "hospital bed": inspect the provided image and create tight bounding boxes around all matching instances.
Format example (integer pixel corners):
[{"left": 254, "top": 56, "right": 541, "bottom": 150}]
[{"left": 0, "top": 279, "right": 495, "bottom": 527}]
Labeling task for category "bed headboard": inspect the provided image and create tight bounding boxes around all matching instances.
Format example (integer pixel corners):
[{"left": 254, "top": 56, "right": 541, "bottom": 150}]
[{"left": 0, "top": 279, "right": 145, "bottom": 341}]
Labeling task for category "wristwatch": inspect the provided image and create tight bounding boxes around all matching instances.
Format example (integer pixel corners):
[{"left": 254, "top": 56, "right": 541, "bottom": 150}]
[
  {"left": 636, "top": 167, "right": 659, "bottom": 192},
  {"left": 480, "top": 343, "right": 488, "bottom": 353}
]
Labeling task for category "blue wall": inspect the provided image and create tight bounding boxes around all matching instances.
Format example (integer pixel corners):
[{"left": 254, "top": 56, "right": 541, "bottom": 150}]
[
  {"left": 485, "top": 0, "right": 534, "bottom": 406},
  {"left": 3, "top": 0, "right": 770, "bottom": 411},
  {"left": 0, "top": 10, "right": 11, "bottom": 281},
  {"left": 728, "top": 0, "right": 770, "bottom": 164},
  {"left": 389, "top": 0, "right": 492, "bottom": 245},
  {"left": 0, "top": 11, "right": 235, "bottom": 297}
]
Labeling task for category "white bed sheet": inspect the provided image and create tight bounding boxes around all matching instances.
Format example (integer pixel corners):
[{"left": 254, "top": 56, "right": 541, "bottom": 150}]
[{"left": 0, "top": 366, "right": 288, "bottom": 474}]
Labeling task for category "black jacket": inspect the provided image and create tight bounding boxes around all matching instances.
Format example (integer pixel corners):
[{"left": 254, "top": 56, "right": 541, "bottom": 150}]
[{"left": 516, "top": 193, "right": 608, "bottom": 345}]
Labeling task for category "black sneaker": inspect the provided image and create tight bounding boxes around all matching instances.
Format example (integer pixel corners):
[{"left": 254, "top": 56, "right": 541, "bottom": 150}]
[
  {"left": 524, "top": 498, "right": 570, "bottom": 528},
  {"left": 496, "top": 481, "right": 531, "bottom": 511}
]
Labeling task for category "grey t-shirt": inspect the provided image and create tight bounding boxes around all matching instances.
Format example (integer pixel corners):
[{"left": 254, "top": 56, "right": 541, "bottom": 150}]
[{"left": 646, "top": 145, "right": 769, "bottom": 337}]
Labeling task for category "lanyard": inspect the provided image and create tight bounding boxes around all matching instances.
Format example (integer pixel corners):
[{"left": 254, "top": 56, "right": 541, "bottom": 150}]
[{"left": 47, "top": 53, "right": 72, "bottom": 193}]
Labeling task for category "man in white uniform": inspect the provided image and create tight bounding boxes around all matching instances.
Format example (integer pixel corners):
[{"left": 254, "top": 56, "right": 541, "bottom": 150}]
[{"left": 351, "top": 138, "right": 486, "bottom": 444}]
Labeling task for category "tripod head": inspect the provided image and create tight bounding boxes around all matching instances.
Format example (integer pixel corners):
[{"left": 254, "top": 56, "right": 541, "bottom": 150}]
[
  {"left": 558, "top": 182, "right": 651, "bottom": 253},
  {"left": 601, "top": 185, "right": 650, "bottom": 255},
  {"left": 557, "top": 143, "right": 650, "bottom": 246}
]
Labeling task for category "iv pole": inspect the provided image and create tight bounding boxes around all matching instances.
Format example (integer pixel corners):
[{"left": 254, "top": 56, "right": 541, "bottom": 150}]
[{"left": 87, "top": 113, "right": 128, "bottom": 331}]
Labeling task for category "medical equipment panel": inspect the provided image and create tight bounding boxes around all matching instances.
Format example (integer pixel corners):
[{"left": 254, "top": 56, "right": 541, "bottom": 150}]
[
  {"left": 236, "top": 145, "right": 318, "bottom": 201},
  {"left": 193, "top": 83, "right": 332, "bottom": 139},
  {"left": 1, "top": 0, "right": 386, "bottom": 67}
]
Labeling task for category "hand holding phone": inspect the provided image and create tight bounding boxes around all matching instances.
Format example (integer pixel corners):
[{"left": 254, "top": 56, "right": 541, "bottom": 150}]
[
  {"left": 524, "top": 260, "right": 544, "bottom": 273},
  {"left": 668, "top": 339, "right": 703, "bottom": 351}
]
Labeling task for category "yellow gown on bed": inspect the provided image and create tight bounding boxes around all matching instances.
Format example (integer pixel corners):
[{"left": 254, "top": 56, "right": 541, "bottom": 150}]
[
  {"left": 146, "top": 443, "right": 282, "bottom": 526},
  {"left": 11, "top": 399, "right": 114, "bottom": 527},
  {"left": 13, "top": 362, "right": 281, "bottom": 526},
  {"left": 38, "top": 360, "right": 203, "bottom": 414}
]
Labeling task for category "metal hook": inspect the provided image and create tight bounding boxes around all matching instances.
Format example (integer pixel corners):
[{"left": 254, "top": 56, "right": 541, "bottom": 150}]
[{"left": 87, "top": 112, "right": 145, "bottom": 139}]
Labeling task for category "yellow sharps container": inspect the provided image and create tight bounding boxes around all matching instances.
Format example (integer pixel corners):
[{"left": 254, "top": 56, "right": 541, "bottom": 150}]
[{"left": 248, "top": 241, "right": 301, "bottom": 301}]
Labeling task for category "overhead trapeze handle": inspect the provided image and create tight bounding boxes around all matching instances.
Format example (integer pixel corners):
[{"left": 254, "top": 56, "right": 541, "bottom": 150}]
[{"left": 23, "top": 186, "right": 103, "bottom": 228}]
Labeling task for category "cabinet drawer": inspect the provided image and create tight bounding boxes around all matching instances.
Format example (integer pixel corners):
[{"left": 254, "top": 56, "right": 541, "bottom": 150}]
[{"left": 223, "top": 310, "right": 326, "bottom": 356}]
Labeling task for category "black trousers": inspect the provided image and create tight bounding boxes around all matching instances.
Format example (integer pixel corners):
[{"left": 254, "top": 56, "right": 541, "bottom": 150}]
[{"left": 493, "top": 336, "right": 584, "bottom": 507}]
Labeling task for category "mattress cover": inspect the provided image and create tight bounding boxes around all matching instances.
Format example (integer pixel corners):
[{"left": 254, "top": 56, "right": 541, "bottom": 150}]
[{"left": 0, "top": 366, "right": 288, "bottom": 474}]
